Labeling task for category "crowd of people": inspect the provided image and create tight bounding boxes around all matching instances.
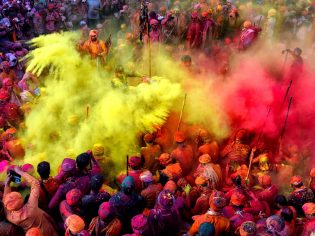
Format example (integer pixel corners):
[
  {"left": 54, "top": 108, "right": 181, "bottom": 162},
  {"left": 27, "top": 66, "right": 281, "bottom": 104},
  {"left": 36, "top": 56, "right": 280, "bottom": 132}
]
[
  {"left": 0, "top": 129, "right": 315, "bottom": 235},
  {"left": 1, "top": 0, "right": 315, "bottom": 235}
]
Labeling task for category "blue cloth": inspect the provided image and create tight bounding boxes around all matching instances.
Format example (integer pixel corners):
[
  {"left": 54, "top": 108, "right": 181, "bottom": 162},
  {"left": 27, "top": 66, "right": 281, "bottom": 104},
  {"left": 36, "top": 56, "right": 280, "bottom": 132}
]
[{"left": 197, "top": 222, "right": 215, "bottom": 236}]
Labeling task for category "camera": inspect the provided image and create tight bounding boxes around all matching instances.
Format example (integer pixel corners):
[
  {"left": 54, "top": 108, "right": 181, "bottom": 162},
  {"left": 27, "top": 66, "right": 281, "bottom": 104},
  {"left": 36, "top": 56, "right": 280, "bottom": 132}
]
[{"left": 9, "top": 170, "right": 21, "bottom": 184}]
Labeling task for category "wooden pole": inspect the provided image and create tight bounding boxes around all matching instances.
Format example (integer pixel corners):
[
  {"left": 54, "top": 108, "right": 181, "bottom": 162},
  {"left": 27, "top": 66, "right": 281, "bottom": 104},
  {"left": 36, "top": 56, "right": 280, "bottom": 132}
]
[
  {"left": 126, "top": 155, "right": 129, "bottom": 176},
  {"left": 177, "top": 93, "right": 187, "bottom": 131}
]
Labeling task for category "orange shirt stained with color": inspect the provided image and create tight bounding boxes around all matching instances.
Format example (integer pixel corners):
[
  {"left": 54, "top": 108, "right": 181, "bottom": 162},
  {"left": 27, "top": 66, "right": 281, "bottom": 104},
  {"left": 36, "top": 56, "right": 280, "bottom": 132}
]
[
  {"left": 189, "top": 213, "right": 230, "bottom": 236},
  {"left": 81, "top": 39, "right": 107, "bottom": 58}
]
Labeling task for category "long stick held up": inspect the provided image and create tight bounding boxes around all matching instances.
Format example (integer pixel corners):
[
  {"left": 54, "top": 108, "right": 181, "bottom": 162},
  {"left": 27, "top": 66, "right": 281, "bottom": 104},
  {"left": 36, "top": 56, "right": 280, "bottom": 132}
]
[
  {"left": 281, "top": 50, "right": 289, "bottom": 74},
  {"left": 256, "top": 106, "right": 271, "bottom": 146},
  {"left": 177, "top": 93, "right": 187, "bottom": 131},
  {"left": 281, "top": 80, "right": 292, "bottom": 110},
  {"left": 126, "top": 155, "right": 129, "bottom": 176},
  {"left": 280, "top": 96, "right": 293, "bottom": 140},
  {"left": 246, "top": 106, "right": 271, "bottom": 180},
  {"left": 86, "top": 105, "right": 90, "bottom": 120}
]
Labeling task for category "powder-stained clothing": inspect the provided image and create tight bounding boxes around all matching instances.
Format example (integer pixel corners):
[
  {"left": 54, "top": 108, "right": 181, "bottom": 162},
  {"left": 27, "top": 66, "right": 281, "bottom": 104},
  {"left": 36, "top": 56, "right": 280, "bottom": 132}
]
[
  {"left": 189, "top": 210, "right": 230, "bottom": 236},
  {"left": 59, "top": 200, "right": 85, "bottom": 222},
  {"left": 0, "top": 221, "right": 24, "bottom": 236},
  {"left": 194, "top": 163, "right": 222, "bottom": 189},
  {"left": 82, "top": 191, "right": 111, "bottom": 220},
  {"left": 187, "top": 21, "right": 202, "bottom": 49},
  {"left": 192, "top": 191, "right": 211, "bottom": 216},
  {"left": 141, "top": 144, "right": 161, "bottom": 173},
  {"left": 74, "top": 160, "right": 102, "bottom": 195},
  {"left": 0, "top": 70, "right": 17, "bottom": 82},
  {"left": 109, "top": 191, "right": 144, "bottom": 233},
  {"left": 240, "top": 26, "right": 260, "bottom": 49},
  {"left": 147, "top": 207, "right": 181, "bottom": 236},
  {"left": 310, "top": 178, "right": 315, "bottom": 194},
  {"left": 221, "top": 142, "right": 251, "bottom": 166},
  {"left": 150, "top": 30, "right": 162, "bottom": 43},
  {"left": 141, "top": 183, "right": 163, "bottom": 209},
  {"left": 288, "top": 187, "right": 314, "bottom": 216},
  {"left": 244, "top": 200, "right": 271, "bottom": 218},
  {"left": 301, "top": 218, "right": 315, "bottom": 236},
  {"left": 49, "top": 177, "right": 77, "bottom": 209},
  {"left": 4, "top": 172, "right": 58, "bottom": 235},
  {"left": 88, "top": 216, "right": 122, "bottom": 236},
  {"left": 45, "top": 11, "right": 60, "bottom": 33},
  {"left": 38, "top": 177, "right": 59, "bottom": 211},
  {"left": 198, "top": 142, "right": 219, "bottom": 163},
  {"left": 224, "top": 187, "right": 251, "bottom": 203},
  {"left": 80, "top": 39, "right": 107, "bottom": 59},
  {"left": 33, "top": 12, "right": 45, "bottom": 35},
  {"left": 3, "top": 139, "right": 25, "bottom": 159},
  {"left": 222, "top": 206, "right": 254, "bottom": 232},
  {"left": 200, "top": 18, "right": 215, "bottom": 48},
  {"left": 161, "top": 162, "right": 183, "bottom": 182},
  {"left": 1, "top": 102, "right": 22, "bottom": 125},
  {"left": 282, "top": 221, "right": 295, "bottom": 236},
  {"left": 118, "top": 170, "right": 143, "bottom": 193},
  {"left": 256, "top": 185, "right": 279, "bottom": 205},
  {"left": 171, "top": 144, "right": 194, "bottom": 176}
]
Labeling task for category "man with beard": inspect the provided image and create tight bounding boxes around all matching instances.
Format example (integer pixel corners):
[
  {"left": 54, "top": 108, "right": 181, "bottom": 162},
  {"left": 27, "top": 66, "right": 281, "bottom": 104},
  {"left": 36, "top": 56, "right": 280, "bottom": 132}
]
[{"left": 79, "top": 29, "right": 107, "bottom": 63}]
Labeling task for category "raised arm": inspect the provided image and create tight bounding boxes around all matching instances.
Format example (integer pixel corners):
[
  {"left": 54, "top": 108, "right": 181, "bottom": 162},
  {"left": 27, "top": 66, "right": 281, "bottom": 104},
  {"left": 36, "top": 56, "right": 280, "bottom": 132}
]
[
  {"left": 3, "top": 175, "right": 12, "bottom": 198},
  {"left": 48, "top": 185, "right": 64, "bottom": 209},
  {"left": 14, "top": 166, "right": 40, "bottom": 208},
  {"left": 88, "top": 150, "right": 101, "bottom": 175}
]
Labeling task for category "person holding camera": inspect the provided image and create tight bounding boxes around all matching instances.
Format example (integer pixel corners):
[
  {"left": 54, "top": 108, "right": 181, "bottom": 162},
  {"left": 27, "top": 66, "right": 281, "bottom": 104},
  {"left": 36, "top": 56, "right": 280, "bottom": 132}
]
[
  {"left": 282, "top": 48, "right": 304, "bottom": 76},
  {"left": 3, "top": 166, "right": 58, "bottom": 235}
]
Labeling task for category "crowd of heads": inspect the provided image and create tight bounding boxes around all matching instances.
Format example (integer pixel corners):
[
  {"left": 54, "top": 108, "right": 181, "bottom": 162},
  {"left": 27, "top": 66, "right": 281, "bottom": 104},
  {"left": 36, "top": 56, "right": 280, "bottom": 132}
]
[
  {"left": 0, "top": 0, "right": 315, "bottom": 235},
  {"left": 0, "top": 129, "right": 315, "bottom": 235}
]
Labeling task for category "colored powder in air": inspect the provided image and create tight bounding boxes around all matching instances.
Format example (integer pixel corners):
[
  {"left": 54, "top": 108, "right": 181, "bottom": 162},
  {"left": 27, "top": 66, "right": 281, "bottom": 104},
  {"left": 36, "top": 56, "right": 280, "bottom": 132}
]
[{"left": 20, "top": 32, "right": 181, "bottom": 177}]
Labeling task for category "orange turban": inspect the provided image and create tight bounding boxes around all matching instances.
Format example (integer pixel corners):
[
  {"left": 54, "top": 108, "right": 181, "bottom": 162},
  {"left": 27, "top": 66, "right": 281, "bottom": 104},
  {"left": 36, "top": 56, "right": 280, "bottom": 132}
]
[
  {"left": 4, "top": 192, "right": 24, "bottom": 211},
  {"left": 290, "top": 175, "right": 302, "bottom": 186},
  {"left": 174, "top": 131, "right": 186, "bottom": 143},
  {"left": 201, "top": 11, "right": 208, "bottom": 17},
  {"left": 26, "top": 227, "right": 43, "bottom": 236},
  {"left": 199, "top": 129, "right": 210, "bottom": 139},
  {"left": 163, "top": 180, "right": 177, "bottom": 193},
  {"left": 230, "top": 192, "right": 246, "bottom": 206},
  {"left": 258, "top": 174, "right": 272, "bottom": 186},
  {"left": 6, "top": 128, "right": 17, "bottom": 135},
  {"left": 65, "top": 215, "right": 85, "bottom": 235},
  {"left": 243, "top": 20, "right": 252, "bottom": 28},
  {"left": 93, "top": 144, "right": 104, "bottom": 156},
  {"left": 302, "top": 203, "right": 315, "bottom": 215},
  {"left": 310, "top": 168, "right": 315, "bottom": 178},
  {"left": 158, "top": 153, "right": 172, "bottom": 165},
  {"left": 199, "top": 154, "right": 211, "bottom": 164},
  {"left": 195, "top": 176, "right": 207, "bottom": 185},
  {"left": 66, "top": 189, "right": 83, "bottom": 206}
]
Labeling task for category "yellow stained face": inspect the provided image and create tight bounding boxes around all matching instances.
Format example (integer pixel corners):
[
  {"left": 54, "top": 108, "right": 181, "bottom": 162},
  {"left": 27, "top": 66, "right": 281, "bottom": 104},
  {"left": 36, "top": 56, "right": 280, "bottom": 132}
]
[{"left": 259, "top": 161, "right": 269, "bottom": 171}]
